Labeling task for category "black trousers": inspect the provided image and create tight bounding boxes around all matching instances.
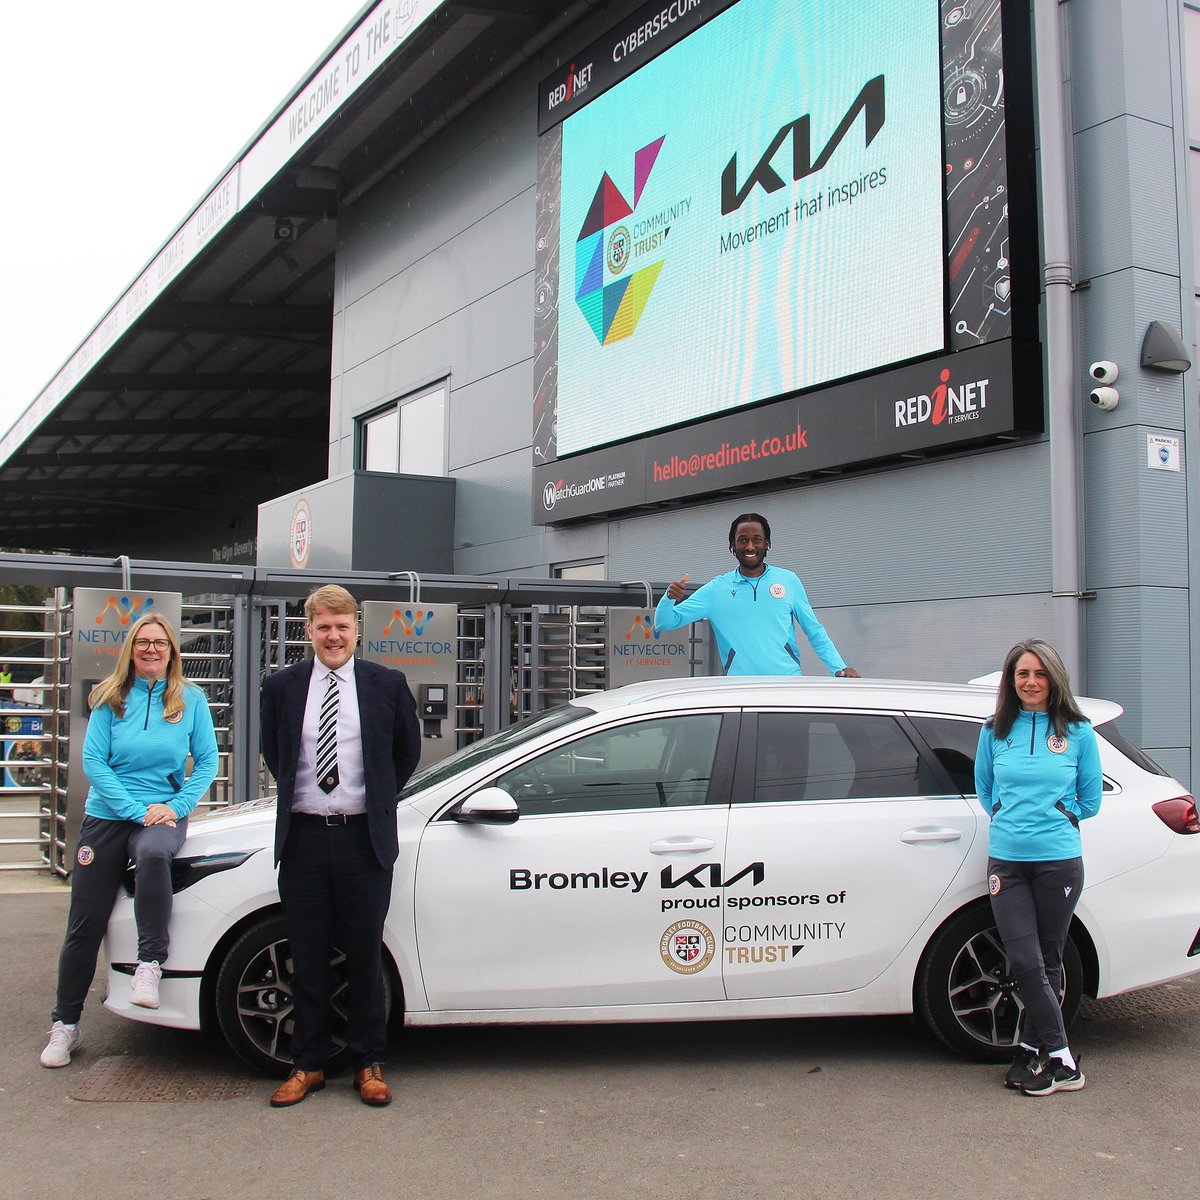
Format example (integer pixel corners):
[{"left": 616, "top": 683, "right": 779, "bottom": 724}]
[
  {"left": 988, "top": 856, "right": 1084, "bottom": 1052},
  {"left": 278, "top": 815, "right": 393, "bottom": 1071},
  {"left": 53, "top": 813, "right": 187, "bottom": 1024}
]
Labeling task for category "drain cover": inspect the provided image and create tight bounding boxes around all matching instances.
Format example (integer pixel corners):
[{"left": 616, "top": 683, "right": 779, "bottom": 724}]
[
  {"left": 71, "top": 1056, "right": 253, "bottom": 1102},
  {"left": 1079, "top": 978, "right": 1200, "bottom": 1022}
]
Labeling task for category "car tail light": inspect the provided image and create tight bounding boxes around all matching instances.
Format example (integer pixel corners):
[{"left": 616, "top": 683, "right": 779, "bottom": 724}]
[{"left": 1151, "top": 795, "right": 1200, "bottom": 834}]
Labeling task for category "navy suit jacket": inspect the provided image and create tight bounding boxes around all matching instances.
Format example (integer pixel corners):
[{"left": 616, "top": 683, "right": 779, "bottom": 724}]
[{"left": 261, "top": 657, "right": 421, "bottom": 869}]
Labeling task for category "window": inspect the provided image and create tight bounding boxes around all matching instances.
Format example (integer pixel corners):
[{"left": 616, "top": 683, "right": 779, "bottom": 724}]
[
  {"left": 908, "top": 715, "right": 983, "bottom": 795},
  {"left": 358, "top": 381, "right": 446, "bottom": 476},
  {"left": 753, "top": 712, "right": 938, "bottom": 802},
  {"left": 493, "top": 713, "right": 723, "bottom": 815}
]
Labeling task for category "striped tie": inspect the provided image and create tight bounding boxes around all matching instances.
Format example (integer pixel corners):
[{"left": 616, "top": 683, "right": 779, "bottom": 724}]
[{"left": 315, "top": 673, "right": 340, "bottom": 794}]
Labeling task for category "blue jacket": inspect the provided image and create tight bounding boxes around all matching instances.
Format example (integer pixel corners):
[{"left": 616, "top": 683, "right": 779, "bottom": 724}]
[
  {"left": 974, "top": 710, "right": 1103, "bottom": 861},
  {"left": 82, "top": 678, "right": 219, "bottom": 822},
  {"left": 653, "top": 564, "right": 847, "bottom": 676}
]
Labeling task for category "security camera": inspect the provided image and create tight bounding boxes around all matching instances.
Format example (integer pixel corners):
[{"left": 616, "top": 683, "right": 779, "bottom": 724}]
[
  {"left": 1089, "top": 386, "right": 1119, "bottom": 411},
  {"left": 1089, "top": 360, "right": 1119, "bottom": 385}
]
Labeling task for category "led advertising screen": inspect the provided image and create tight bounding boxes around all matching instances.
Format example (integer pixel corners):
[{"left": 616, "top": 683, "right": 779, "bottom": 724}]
[
  {"left": 553, "top": 0, "right": 944, "bottom": 457},
  {"left": 532, "top": 0, "right": 1041, "bottom": 522}
]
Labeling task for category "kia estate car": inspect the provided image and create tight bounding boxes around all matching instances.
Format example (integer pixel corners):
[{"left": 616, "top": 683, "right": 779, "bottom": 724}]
[{"left": 102, "top": 677, "right": 1200, "bottom": 1075}]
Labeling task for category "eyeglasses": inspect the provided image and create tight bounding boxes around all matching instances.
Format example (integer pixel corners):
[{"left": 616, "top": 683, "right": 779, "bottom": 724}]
[{"left": 131, "top": 639, "right": 171, "bottom": 652}]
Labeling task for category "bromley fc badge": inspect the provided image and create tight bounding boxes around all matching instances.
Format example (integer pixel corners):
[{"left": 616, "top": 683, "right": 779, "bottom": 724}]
[{"left": 660, "top": 919, "right": 715, "bottom": 975}]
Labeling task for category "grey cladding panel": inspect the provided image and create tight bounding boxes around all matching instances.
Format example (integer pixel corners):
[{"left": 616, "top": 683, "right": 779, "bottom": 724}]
[
  {"left": 1087, "top": 585, "right": 1190, "bottom": 752},
  {"left": 1083, "top": 426, "right": 1189, "bottom": 588},
  {"left": 454, "top": 447, "right": 540, "bottom": 548},
  {"left": 342, "top": 190, "right": 535, "bottom": 372},
  {"left": 341, "top": 95, "right": 537, "bottom": 305},
  {"left": 1074, "top": 118, "right": 1178, "bottom": 280},
  {"left": 608, "top": 445, "right": 1053, "bottom": 606},
  {"left": 1069, "top": 0, "right": 1174, "bottom": 130},
  {"left": 793, "top": 593, "right": 1053, "bottom": 683},
  {"left": 449, "top": 361, "right": 535, "bottom": 471},
  {"left": 1078, "top": 269, "right": 1186, "bottom": 432},
  {"left": 340, "top": 275, "right": 533, "bottom": 415}
]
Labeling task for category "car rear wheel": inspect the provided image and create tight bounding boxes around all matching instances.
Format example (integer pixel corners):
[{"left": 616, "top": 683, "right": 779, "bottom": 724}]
[
  {"left": 214, "top": 912, "right": 394, "bottom": 1077},
  {"left": 916, "top": 904, "right": 1082, "bottom": 1061}
]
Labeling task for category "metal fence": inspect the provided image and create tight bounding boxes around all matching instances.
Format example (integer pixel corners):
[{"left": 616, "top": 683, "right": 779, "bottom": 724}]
[{"left": 0, "top": 554, "right": 684, "bottom": 875}]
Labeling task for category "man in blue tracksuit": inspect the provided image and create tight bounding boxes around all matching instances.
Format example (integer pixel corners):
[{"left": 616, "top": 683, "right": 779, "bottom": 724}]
[{"left": 653, "top": 512, "right": 859, "bottom": 677}]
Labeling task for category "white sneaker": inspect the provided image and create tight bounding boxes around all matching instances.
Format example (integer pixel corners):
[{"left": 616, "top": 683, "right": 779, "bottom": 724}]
[
  {"left": 130, "top": 960, "right": 162, "bottom": 1008},
  {"left": 40, "top": 1021, "right": 82, "bottom": 1068}
]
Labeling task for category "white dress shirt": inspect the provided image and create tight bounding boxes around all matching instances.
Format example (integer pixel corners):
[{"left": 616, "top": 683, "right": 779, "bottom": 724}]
[{"left": 292, "top": 658, "right": 367, "bottom": 815}]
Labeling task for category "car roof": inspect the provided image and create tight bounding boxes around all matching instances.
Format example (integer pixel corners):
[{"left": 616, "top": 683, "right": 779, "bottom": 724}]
[{"left": 569, "top": 676, "right": 1123, "bottom": 725}]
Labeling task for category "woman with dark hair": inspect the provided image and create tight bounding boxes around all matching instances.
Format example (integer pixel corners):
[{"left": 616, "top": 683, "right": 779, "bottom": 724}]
[
  {"left": 975, "top": 638, "right": 1103, "bottom": 1095},
  {"left": 40, "top": 612, "right": 218, "bottom": 1068}
]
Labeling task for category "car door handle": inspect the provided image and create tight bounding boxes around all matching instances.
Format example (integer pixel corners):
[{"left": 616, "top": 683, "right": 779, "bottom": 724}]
[
  {"left": 900, "top": 827, "right": 963, "bottom": 844},
  {"left": 650, "top": 837, "right": 716, "bottom": 854}
]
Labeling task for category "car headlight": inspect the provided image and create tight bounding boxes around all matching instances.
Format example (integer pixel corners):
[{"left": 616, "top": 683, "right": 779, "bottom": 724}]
[{"left": 121, "top": 849, "right": 262, "bottom": 897}]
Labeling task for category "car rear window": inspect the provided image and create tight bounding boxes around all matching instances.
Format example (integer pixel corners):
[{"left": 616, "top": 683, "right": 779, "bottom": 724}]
[
  {"left": 907, "top": 715, "right": 983, "bottom": 795},
  {"left": 1095, "top": 722, "right": 1170, "bottom": 776}
]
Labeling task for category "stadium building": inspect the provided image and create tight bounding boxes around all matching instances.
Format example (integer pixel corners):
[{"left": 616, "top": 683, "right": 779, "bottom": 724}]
[{"left": 1, "top": 0, "right": 1198, "bottom": 783}]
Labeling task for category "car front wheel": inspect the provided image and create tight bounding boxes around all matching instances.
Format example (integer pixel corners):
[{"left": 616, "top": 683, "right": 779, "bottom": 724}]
[
  {"left": 213, "top": 912, "right": 394, "bottom": 1077},
  {"left": 916, "top": 904, "right": 1082, "bottom": 1061}
]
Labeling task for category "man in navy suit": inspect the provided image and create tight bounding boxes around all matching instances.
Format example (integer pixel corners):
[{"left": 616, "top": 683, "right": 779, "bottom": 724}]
[{"left": 260, "top": 585, "right": 420, "bottom": 1108}]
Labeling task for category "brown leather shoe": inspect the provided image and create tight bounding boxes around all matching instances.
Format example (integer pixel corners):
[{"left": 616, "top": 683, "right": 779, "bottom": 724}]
[
  {"left": 269, "top": 1068, "right": 325, "bottom": 1107},
  {"left": 353, "top": 1064, "right": 392, "bottom": 1106}
]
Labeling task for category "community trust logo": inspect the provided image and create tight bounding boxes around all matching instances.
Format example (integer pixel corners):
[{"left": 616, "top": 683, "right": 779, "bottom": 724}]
[
  {"left": 893, "top": 366, "right": 991, "bottom": 429},
  {"left": 575, "top": 136, "right": 668, "bottom": 347}
]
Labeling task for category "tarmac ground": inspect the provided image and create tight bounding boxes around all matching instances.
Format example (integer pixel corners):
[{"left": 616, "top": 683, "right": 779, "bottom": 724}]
[{"left": 2, "top": 878, "right": 1198, "bottom": 1200}]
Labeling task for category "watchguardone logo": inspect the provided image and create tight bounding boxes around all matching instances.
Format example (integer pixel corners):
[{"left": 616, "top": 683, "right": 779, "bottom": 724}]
[
  {"left": 575, "top": 135, "right": 669, "bottom": 346},
  {"left": 894, "top": 366, "right": 991, "bottom": 428}
]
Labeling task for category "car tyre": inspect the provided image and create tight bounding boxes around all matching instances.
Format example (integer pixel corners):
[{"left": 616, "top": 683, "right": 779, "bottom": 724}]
[
  {"left": 214, "top": 912, "right": 394, "bottom": 1077},
  {"left": 916, "top": 904, "right": 1082, "bottom": 1061}
]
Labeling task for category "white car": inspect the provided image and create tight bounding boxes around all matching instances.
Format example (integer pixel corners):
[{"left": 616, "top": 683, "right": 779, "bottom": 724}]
[{"left": 103, "top": 677, "right": 1200, "bottom": 1074}]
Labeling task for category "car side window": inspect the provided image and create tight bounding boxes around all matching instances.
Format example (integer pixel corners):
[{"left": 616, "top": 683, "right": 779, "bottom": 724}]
[
  {"left": 753, "top": 712, "right": 937, "bottom": 802},
  {"left": 494, "top": 713, "right": 723, "bottom": 816},
  {"left": 908, "top": 715, "right": 983, "bottom": 795}
]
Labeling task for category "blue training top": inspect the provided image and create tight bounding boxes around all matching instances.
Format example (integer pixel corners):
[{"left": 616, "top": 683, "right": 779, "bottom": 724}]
[
  {"left": 974, "top": 709, "right": 1103, "bottom": 861},
  {"left": 653, "top": 563, "right": 847, "bottom": 676},
  {"left": 82, "top": 677, "right": 219, "bottom": 822}
]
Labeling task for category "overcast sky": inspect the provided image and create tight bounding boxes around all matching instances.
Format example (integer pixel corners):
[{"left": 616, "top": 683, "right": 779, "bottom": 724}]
[{"left": 0, "top": 0, "right": 370, "bottom": 437}]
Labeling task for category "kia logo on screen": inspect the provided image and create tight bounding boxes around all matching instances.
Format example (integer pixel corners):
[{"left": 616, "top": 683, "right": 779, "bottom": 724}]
[{"left": 720, "top": 75, "right": 885, "bottom": 215}]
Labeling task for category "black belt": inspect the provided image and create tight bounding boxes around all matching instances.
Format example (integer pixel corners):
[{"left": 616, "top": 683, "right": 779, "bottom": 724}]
[{"left": 291, "top": 811, "right": 368, "bottom": 826}]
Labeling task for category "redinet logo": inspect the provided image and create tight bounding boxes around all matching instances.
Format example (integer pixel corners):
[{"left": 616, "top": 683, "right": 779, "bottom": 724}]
[
  {"left": 547, "top": 61, "right": 594, "bottom": 111},
  {"left": 894, "top": 367, "right": 990, "bottom": 429}
]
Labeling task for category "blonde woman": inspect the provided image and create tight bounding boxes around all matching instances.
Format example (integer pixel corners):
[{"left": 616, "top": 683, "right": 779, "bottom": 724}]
[{"left": 40, "top": 613, "right": 218, "bottom": 1068}]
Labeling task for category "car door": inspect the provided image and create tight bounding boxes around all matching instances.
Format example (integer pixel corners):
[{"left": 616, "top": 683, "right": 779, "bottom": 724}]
[
  {"left": 414, "top": 710, "right": 737, "bottom": 1011},
  {"left": 722, "top": 709, "right": 980, "bottom": 1000}
]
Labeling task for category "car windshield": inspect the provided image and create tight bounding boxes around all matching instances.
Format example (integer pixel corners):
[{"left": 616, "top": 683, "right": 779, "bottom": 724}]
[
  {"left": 398, "top": 702, "right": 594, "bottom": 799},
  {"left": 1096, "top": 720, "right": 1170, "bottom": 777}
]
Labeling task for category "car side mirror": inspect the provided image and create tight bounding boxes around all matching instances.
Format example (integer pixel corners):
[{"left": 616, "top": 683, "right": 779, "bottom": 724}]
[{"left": 450, "top": 787, "right": 519, "bottom": 825}]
